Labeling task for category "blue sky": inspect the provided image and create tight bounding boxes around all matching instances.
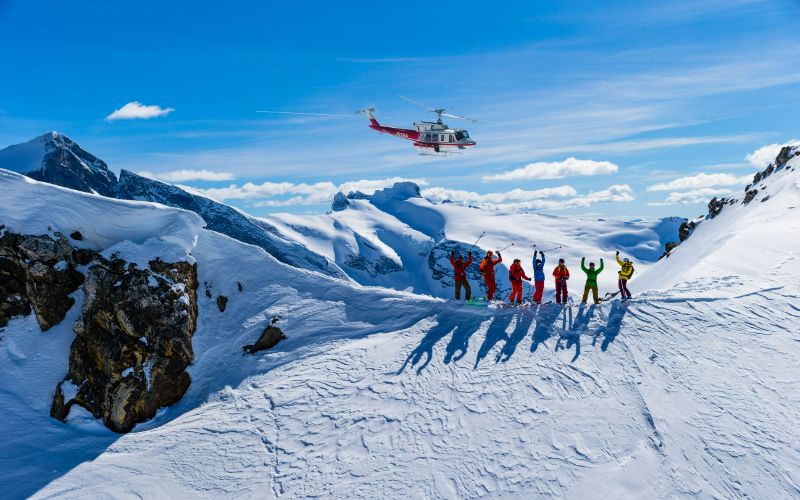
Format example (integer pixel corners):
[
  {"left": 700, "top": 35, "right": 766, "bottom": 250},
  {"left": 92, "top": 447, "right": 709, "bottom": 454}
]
[{"left": 2, "top": 0, "right": 800, "bottom": 217}]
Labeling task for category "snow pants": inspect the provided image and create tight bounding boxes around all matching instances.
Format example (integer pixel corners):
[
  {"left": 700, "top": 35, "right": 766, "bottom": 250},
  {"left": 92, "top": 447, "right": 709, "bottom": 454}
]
[
  {"left": 582, "top": 285, "right": 599, "bottom": 304},
  {"left": 455, "top": 279, "right": 471, "bottom": 301},
  {"left": 509, "top": 280, "right": 523, "bottom": 303},
  {"left": 533, "top": 280, "right": 545, "bottom": 303},
  {"left": 484, "top": 275, "right": 497, "bottom": 301},
  {"left": 618, "top": 279, "right": 631, "bottom": 299},
  {"left": 555, "top": 279, "right": 568, "bottom": 304}
]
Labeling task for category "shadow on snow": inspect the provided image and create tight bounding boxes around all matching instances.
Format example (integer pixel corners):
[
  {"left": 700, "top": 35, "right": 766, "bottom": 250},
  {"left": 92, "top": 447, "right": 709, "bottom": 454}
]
[{"left": 401, "top": 300, "right": 631, "bottom": 374}]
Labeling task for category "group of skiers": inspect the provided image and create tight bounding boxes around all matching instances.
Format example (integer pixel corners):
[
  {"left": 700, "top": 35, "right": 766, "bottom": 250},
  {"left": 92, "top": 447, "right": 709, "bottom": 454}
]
[{"left": 449, "top": 248, "right": 635, "bottom": 305}]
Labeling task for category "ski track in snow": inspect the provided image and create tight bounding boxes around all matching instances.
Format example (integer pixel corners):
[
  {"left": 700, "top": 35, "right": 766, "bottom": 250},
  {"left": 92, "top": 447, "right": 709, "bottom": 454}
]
[{"left": 29, "top": 287, "right": 800, "bottom": 499}]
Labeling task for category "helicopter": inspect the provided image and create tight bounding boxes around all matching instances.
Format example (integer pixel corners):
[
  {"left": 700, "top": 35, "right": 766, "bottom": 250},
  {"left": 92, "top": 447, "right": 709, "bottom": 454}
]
[{"left": 257, "top": 96, "right": 477, "bottom": 154}]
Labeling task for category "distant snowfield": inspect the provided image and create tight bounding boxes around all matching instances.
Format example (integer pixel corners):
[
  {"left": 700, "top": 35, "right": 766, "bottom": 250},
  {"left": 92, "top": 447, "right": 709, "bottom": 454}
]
[{"left": 1, "top": 160, "right": 800, "bottom": 498}]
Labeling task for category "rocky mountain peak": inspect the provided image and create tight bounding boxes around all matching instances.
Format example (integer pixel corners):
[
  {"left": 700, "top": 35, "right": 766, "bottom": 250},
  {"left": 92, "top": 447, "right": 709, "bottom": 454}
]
[{"left": 0, "top": 131, "right": 117, "bottom": 196}]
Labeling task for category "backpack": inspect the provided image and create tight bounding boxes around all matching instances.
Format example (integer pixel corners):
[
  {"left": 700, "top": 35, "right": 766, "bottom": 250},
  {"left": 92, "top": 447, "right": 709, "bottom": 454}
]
[
  {"left": 628, "top": 264, "right": 635, "bottom": 277},
  {"left": 479, "top": 259, "right": 487, "bottom": 275}
]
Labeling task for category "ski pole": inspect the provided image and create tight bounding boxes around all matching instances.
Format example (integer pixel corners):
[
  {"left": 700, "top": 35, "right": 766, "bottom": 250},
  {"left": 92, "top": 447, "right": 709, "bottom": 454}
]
[
  {"left": 497, "top": 242, "right": 514, "bottom": 252},
  {"left": 471, "top": 231, "right": 486, "bottom": 248},
  {"left": 540, "top": 245, "right": 562, "bottom": 253}
]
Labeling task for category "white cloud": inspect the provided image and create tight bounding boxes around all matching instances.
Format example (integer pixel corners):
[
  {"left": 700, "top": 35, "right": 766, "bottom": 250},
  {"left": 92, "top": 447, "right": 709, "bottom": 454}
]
[
  {"left": 138, "top": 169, "right": 235, "bottom": 182},
  {"left": 648, "top": 187, "right": 733, "bottom": 206},
  {"left": 646, "top": 172, "right": 753, "bottom": 192},
  {"left": 199, "top": 177, "right": 427, "bottom": 207},
  {"left": 106, "top": 101, "right": 175, "bottom": 121},
  {"left": 421, "top": 186, "right": 577, "bottom": 205},
  {"left": 745, "top": 139, "right": 800, "bottom": 168},
  {"left": 483, "top": 157, "right": 619, "bottom": 181},
  {"left": 424, "top": 184, "right": 633, "bottom": 211}
]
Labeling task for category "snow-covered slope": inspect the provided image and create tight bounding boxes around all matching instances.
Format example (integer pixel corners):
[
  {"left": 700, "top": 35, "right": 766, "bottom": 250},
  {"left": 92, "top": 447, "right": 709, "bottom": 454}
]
[
  {"left": 117, "top": 170, "right": 347, "bottom": 279},
  {"left": 269, "top": 182, "right": 682, "bottom": 300},
  {"left": 637, "top": 145, "right": 800, "bottom": 297},
  {"left": 2, "top": 154, "right": 799, "bottom": 498}
]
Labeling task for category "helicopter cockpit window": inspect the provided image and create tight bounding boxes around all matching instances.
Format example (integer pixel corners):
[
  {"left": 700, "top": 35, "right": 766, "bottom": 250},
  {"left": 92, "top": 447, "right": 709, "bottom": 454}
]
[
  {"left": 455, "top": 131, "right": 465, "bottom": 141},
  {"left": 462, "top": 131, "right": 470, "bottom": 139}
]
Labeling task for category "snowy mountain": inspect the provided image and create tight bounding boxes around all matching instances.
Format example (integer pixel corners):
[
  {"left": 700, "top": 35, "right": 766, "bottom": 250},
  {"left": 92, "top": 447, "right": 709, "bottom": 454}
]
[
  {"left": 0, "top": 133, "right": 345, "bottom": 279},
  {"left": 268, "top": 181, "right": 683, "bottom": 301},
  {"left": 117, "top": 170, "right": 346, "bottom": 279},
  {"left": 1, "top": 142, "right": 799, "bottom": 497},
  {"left": 0, "top": 132, "right": 117, "bottom": 197}
]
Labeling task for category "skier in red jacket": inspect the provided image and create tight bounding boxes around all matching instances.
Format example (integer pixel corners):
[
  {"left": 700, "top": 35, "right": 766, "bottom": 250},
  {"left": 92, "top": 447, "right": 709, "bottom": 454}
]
[
  {"left": 449, "top": 251, "right": 473, "bottom": 301},
  {"left": 552, "top": 258, "right": 570, "bottom": 304},
  {"left": 508, "top": 258, "right": 532, "bottom": 305},
  {"left": 479, "top": 250, "right": 502, "bottom": 301}
]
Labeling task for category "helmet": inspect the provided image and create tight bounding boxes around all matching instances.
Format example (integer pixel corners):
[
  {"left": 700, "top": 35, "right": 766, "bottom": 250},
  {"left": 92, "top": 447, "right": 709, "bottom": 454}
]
[{"left": 624, "top": 258, "right": 631, "bottom": 263}]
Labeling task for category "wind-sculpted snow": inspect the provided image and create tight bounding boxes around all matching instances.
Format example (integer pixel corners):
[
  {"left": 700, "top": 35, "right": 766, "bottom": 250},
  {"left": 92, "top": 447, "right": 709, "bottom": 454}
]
[{"left": 0, "top": 170, "right": 201, "bottom": 267}]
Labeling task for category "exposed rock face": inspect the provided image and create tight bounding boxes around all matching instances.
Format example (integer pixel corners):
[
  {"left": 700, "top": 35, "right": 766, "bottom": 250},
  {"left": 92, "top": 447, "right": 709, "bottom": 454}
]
[
  {"left": 707, "top": 197, "right": 728, "bottom": 219},
  {"left": 216, "top": 295, "right": 228, "bottom": 312},
  {"left": 244, "top": 317, "right": 286, "bottom": 354},
  {"left": 0, "top": 231, "right": 88, "bottom": 330},
  {"left": 51, "top": 256, "right": 198, "bottom": 433},
  {"left": 679, "top": 221, "right": 696, "bottom": 242},
  {"left": 331, "top": 192, "right": 350, "bottom": 211},
  {"left": 743, "top": 188, "right": 759, "bottom": 205},
  {"left": 0, "top": 132, "right": 118, "bottom": 196}
]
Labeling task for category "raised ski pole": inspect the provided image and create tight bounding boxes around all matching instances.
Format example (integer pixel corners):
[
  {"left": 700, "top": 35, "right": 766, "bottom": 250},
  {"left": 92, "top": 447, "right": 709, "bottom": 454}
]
[
  {"left": 471, "top": 231, "right": 486, "bottom": 249},
  {"left": 540, "top": 245, "right": 562, "bottom": 253},
  {"left": 497, "top": 242, "right": 515, "bottom": 252}
]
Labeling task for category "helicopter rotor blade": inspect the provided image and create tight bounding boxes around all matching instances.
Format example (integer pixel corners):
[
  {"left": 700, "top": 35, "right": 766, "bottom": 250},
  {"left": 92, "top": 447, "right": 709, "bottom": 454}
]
[
  {"left": 256, "top": 110, "right": 359, "bottom": 118},
  {"left": 440, "top": 112, "right": 478, "bottom": 123},
  {"left": 399, "top": 95, "right": 437, "bottom": 112}
]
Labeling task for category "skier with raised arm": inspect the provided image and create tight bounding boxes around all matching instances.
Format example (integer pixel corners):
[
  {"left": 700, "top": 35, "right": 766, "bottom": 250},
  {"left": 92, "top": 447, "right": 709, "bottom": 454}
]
[
  {"left": 479, "top": 250, "right": 502, "bottom": 301},
  {"left": 449, "top": 250, "right": 473, "bottom": 301},
  {"left": 532, "top": 250, "right": 546, "bottom": 304},
  {"left": 552, "top": 258, "right": 570, "bottom": 305},
  {"left": 508, "top": 258, "right": 532, "bottom": 305},
  {"left": 580, "top": 257, "right": 604, "bottom": 304},
  {"left": 616, "top": 251, "right": 634, "bottom": 300}
]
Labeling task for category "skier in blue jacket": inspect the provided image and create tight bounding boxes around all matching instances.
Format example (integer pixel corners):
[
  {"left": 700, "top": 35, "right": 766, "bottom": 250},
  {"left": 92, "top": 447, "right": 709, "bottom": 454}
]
[{"left": 532, "top": 250, "right": 546, "bottom": 303}]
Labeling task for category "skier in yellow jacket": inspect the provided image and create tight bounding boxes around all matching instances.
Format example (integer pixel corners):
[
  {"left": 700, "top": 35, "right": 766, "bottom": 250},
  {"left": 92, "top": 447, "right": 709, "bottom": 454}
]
[{"left": 616, "top": 251, "right": 634, "bottom": 300}]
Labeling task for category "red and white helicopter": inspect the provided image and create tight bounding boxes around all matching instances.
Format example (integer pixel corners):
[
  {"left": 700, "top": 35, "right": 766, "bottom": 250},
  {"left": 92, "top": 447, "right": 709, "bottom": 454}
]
[{"left": 257, "top": 96, "right": 477, "bottom": 154}]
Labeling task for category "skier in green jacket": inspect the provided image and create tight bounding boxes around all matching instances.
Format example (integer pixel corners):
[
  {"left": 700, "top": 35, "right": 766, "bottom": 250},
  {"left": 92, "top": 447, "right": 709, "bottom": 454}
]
[{"left": 580, "top": 257, "right": 604, "bottom": 304}]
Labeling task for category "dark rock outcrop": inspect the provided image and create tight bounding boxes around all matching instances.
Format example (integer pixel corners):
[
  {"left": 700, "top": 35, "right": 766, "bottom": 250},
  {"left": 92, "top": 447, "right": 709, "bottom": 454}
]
[
  {"left": 331, "top": 192, "right": 350, "bottom": 211},
  {"left": 216, "top": 295, "right": 228, "bottom": 312},
  {"left": 243, "top": 317, "right": 286, "bottom": 354},
  {"left": 743, "top": 188, "right": 759, "bottom": 205},
  {"left": 707, "top": 197, "right": 728, "bottom": 219},
  {"left": 679, "top": 220, "right": 696, "bottom": 242},
  {"left": 51, "top": 256, "right": 198, "bottom": 433},
  {"left": 0, "top": 231, "right": 87, "bottom": 330}
]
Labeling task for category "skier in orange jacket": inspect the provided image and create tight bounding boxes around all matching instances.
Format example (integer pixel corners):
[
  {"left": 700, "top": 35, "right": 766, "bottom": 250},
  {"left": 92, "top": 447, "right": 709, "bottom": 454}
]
[
  {"left": 552, "top": 258, "right": 570, "bottom": 304},
  {"left": 508, "top": 258, "right": 532, "bottom": 305},
  {"left": 479, "top": 250, "right": 502, "bottom": 301}
]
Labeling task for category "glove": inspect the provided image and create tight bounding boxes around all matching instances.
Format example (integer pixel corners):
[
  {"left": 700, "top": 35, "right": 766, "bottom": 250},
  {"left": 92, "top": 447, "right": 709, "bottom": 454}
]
[
  {"left": 451, "top": 251, "right": 455, "bottom": 257},
  {"left": 468, "top": 251, "right": 472, "bottom": 256},
  {"left": 526, "top": 278, "right": 531, "bottom": 282},
  {"left": 616, "top": 251, "right": 620, "bottom": 255}
]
